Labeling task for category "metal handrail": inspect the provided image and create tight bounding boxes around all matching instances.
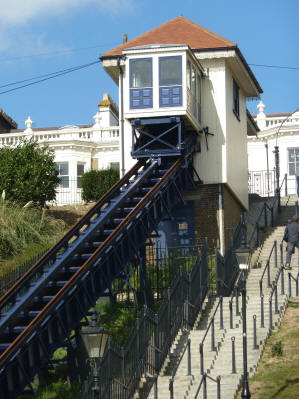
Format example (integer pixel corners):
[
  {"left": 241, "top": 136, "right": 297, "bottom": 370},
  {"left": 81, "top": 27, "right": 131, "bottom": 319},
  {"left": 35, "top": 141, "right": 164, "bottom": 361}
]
[
  {"left": 193, "top": 373, "right": 221, "bottom": 399},
  {"left": 199, "top": 296, "right": 223, "bottom": 375},
  {"left": 169, "top": 338, "right": 191, "bottom": 399},
  {"left": 259, "top": 240, "right": 277, "bottom": 296}
]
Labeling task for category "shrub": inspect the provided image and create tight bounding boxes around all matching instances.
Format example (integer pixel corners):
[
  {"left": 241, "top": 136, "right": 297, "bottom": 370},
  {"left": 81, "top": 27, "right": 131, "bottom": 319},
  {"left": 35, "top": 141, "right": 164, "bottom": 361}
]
[
  {"left": 0, "top": 195, "right": 65, "bottom": 261},
  {"left": 271, "top": 340, "right": 283, "bottom": 357},
  {"left": 0, "top": 140, "right": 60, "bottom": 206},
  {"left": 81, "top": 168, "right": 119, "bottom": 202}
]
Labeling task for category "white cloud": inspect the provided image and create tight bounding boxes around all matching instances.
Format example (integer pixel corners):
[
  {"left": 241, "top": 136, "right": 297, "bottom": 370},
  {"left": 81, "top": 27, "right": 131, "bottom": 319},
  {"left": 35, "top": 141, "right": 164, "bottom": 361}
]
[{"left": 0, "top": 0, "right": 134, "bottom": 26}]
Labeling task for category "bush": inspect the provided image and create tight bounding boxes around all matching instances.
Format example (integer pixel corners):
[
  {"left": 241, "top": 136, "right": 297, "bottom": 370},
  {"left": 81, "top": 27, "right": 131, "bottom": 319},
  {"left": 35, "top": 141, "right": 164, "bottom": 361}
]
[
  {"left": 81, "top": 168, "right": 119, "bottom": 202},
  {"left": 0, "top": 140, "right": 60, "bottom": 206},
  {"left": 0, "top": 195, "right": 65, "bottom": 261},
  {"left": 271, "top": 340, "right": 283, "bottom": 357}
]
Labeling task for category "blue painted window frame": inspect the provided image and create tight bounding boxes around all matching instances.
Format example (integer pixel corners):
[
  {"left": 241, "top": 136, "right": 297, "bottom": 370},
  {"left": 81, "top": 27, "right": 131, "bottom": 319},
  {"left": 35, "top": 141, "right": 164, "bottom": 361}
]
[
  {"left": 129, "top": 58, "right": 153, "bottom": 109},
  {"left": 159, "top": 56, "right": 182, "bottom": 107}
]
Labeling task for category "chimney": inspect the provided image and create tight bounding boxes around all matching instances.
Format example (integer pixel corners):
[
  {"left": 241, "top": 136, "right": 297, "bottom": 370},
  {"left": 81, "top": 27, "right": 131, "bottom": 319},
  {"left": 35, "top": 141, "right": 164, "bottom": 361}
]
[{"left": 122, "top": 33, "right": 128, "bottom": 44}]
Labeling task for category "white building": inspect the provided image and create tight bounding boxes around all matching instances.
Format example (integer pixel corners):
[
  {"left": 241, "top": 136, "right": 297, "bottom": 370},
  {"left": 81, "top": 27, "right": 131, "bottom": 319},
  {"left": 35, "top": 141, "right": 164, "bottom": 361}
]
[
  {"left": 0, "top": 94, "right": 120, "bottom": 205},
  {"left": 248, "top": 101, "right": 299, "bottom": 196},
  {"left": 101, "top": 16, "right": 262, "bottom": 250}
]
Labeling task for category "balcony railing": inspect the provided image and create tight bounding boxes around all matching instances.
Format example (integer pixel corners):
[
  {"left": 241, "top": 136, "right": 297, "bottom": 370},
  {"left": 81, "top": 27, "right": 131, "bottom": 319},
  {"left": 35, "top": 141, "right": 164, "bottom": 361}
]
[{"left": 0, "top": 126, "right": 120, "bottom": 147}]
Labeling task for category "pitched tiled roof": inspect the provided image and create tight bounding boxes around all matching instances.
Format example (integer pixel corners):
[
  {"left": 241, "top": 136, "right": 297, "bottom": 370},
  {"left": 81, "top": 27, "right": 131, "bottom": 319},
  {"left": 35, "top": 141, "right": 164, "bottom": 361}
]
[{"left": 102, "top": 16, "right": 236, "bottom": 57}]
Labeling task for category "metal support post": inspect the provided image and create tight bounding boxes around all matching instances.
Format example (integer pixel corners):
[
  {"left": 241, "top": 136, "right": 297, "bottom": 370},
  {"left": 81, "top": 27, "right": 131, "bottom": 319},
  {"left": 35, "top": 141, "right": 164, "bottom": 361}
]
[
  {"left": 267, "top": 261, "right": 271, "bottom": 288},
  {"left": 169, "top": 378, "right": 174, "bottom": 399},
  {"left": 229, "top": 300, "right": 233, "bottom": 329},
  {"left": 253, "top": 315, "right": 258, "bottom": 349},
  {"left": 260, "top": 295, "right": 264, "bottom": 328},
  {"left": 154, "top": 374, "right": 158, "bottom": 399},
  {"left": 187, "top": 339, "right": 191, "bottom": 376},
  {"left": 220, "top": 296, "right": 224, "bottom": 329},
  {"left": 241, "top": 273, "right": 251, "bottom": 398},
  {"left": 280, "top": 243, "right": 283, "bottom": 268},
  {"left": 217, "top": 375, "right": 221, "bottom": 399},
  {"left": 274, "top": 240, "right": 277, "bottom": 268},
  {"left": 288, "top": 273, "right": 292, "bottom": 297},
  {"left": 235, "top": 287, "right": 240, "bottom": 316},
  {"left": 285, "top": 174, "right": 288, "bottom": 196},
  {"left": 281, "top": 268, "right": 285, "bottom": 295},
  {"left": 274, "top": 284, "right": 279, "bottom": 314},
  {"left": 203, "top": 373, "right": 207, "bottom": 399},
  {"left": 296, "top": 276, "right": 299, "bottom": 296},
  {"left": 200, "top": 343, "right": 204, "bottom": 375},
  {"left": 211, "top": 318, "right": 216, "bottom": 351},
  {"left": 269, "top": 297, "right": 273, "bottom": 331},
  {"left": 264, "top": 203, "right": 268, "bottom": 227},
  {"left": 231, "top": 337, "right": 236, "bottom": 374}
]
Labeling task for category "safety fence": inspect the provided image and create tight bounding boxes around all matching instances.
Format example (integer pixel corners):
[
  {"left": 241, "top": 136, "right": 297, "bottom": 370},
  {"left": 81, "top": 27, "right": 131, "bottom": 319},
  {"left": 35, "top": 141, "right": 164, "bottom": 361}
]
[{"left": 77, "top": 242, "right": 210, "bottom": 399}]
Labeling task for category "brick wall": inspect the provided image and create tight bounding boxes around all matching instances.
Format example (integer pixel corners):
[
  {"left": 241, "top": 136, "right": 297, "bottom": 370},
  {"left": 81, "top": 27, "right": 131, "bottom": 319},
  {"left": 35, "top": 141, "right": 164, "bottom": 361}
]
[{"left": 184, "top": 183, "right": 245, "bottom": 252}]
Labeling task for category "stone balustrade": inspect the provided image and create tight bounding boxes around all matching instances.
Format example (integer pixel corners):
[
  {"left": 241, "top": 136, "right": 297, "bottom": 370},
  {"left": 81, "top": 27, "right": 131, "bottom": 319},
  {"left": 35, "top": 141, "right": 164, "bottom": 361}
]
[{"left": 0, "top": 126, "right": 120, "bottom": 147}]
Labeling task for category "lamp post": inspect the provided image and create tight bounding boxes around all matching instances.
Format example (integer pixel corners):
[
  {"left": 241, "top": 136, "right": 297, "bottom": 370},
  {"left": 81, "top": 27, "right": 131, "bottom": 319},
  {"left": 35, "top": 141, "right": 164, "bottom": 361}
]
[
  {"left": 80, "top": 311, "right": 109, "bottom": 399},
  {"left": 234, "top": 216, "right": 251, "bottom": 399}
]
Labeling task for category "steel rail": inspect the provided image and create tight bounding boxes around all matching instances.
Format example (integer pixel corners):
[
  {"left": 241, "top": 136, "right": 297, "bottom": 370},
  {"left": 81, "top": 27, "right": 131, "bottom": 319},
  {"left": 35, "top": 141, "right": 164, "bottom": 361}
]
[
  {"left": 0, "top": 158, "right": 183, "bottom": 367},
  {"left": 0, "top": 160, "right": 144, "bottom": 308}
]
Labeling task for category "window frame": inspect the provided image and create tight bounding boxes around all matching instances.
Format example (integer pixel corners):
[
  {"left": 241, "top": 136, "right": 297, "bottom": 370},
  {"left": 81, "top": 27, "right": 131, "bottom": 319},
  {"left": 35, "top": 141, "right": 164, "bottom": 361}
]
[
  {"left": 77, "top": 162, "right": 85, "bottom": 189},
  {"left": 287, "top": 148, "right": 299, "bottom": 176},
  {"left": 129, "top": 57, "right": 153, "bottom": 109},
  {"left": 56, "top": 162, "right": 69, "bottom": 189},
  {"left": 159, "top": 55, "right": 182, "bottom": 108}
]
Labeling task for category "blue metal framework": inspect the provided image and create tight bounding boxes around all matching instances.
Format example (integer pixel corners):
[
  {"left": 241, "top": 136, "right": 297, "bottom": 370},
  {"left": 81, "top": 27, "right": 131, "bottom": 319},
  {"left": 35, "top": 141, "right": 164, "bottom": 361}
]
[
  {"left": 131, "top": 117, "right": 183, "bottom": 158},
  {"left": 0, "top": 130, "right": 200, "bottom": 398}
]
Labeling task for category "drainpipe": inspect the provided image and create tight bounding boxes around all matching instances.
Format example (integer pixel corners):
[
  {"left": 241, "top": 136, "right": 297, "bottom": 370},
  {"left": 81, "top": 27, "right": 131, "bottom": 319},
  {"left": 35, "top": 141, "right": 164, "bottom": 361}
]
[
  {"left": 219, "top": 184, "right": 224, "bottom": 255},
  {"left": 117, "top": 56, "right": 125, "bottom": 178}
]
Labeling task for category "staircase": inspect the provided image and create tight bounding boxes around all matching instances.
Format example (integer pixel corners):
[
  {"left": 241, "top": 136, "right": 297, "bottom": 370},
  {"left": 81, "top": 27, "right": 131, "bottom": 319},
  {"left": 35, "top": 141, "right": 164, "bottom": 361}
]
[{"left": 147, "top": 195, "right": 299, "bottom": 399}]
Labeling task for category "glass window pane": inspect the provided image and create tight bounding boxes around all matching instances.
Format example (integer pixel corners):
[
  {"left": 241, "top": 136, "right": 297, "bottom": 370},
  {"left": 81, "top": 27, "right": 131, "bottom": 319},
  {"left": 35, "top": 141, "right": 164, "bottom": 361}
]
[
  {"left": 56, "top": 162, "right": 68, "bottom": 176},
  {"left": 60, "top": 176, "right": 69, "bottom": 188},
  {"left": 130, "top": 58, "right": 152, "bottom": 88},
  {"left": 159, "top": 56, "right": 182, "bottom": 86},
  {"left": 289, "top": 163, "right": 295, "bottom": 175},
  {"left": 187, "top": 61, "right": 191, "bottom": 90},
  {"left": 196, "top": 73, "right": 201, "bottom": 103},
  {"left": 289, "top": 149, "right": 294, "bottom": 161},
  {"left": 191, "top": 66, "right": 196, "bottom": 96},
  {"left": 77, "top": 163, "right": 84, "bottom": 176}
]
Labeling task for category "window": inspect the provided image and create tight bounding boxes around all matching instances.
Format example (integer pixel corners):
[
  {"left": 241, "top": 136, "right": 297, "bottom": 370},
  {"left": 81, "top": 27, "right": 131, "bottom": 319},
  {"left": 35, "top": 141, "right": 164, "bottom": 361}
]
[
  {"left": 130, "top": 58, "right": 152, "bottom": 109},
  {"left": 288, "top": 148, "right": 299, "bottom": 175},
  {"left": 56, "top": 162, "right": 69, "bottom": 188},
  {"left": 188, "top": 62, "right": 201, "bottom": 122},
  {"left": 77, "top": 163, "right": 85, "bottom": 188},
  {"left": 233, "top": 79, "right": 240, "bottom": 118},
  {"left": 159, "top": 56, "right": 182, "bottom": 107}
]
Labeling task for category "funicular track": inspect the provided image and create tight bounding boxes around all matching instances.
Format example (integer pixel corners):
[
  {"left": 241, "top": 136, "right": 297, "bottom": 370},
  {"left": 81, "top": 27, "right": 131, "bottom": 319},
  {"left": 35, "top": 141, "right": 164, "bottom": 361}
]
[{"left": 0, "top": 133, "right": 199, "bottom": 398}]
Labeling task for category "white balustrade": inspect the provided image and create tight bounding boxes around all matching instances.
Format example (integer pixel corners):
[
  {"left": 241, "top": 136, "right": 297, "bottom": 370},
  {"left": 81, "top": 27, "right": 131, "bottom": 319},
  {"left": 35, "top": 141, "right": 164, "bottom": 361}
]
[{"left": 0, "top": 126, "right": 120, "bottom": 147}]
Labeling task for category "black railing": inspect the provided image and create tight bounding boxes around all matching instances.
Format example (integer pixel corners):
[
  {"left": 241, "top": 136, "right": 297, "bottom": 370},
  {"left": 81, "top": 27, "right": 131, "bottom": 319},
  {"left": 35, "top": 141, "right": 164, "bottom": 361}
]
[
  {"left": 259, "top": 240, "right": 278, "bottom": 297},
  {"left": 169, "top": 338, "right": 191, "bottom": 399},
  {"left": 78, "top": 242, "right": 209, "bottom": 399},
  {"left": 193, "top": 373, "right": 221, "bottom": 399}
]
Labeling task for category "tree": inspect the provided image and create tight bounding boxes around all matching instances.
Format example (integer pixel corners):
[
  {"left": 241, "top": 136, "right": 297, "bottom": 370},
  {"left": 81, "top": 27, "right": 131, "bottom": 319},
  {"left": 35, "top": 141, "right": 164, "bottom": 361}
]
[
  {"left": 0, "top": 140, "right": 60, "bottom": 206},
  {"left": 81, "top": 168, "right": 120, "bottom": 202}
]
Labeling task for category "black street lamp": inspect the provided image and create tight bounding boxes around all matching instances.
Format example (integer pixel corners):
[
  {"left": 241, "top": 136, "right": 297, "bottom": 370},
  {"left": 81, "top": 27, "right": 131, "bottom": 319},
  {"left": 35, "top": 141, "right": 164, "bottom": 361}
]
[
  {"left": 80, "top": 310, "right": 109, "bottom": 399},
  {"left": 234, "top": 217, "right": 251, "bottom": 399}
]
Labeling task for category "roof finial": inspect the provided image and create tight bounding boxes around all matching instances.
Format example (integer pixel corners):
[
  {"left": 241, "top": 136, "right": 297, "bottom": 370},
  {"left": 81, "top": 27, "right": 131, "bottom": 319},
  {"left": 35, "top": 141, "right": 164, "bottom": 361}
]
[
  {"left": 257, "top": 100, "right": 265, "bottom": 114},
  {"left": 25, "top": 116, "right": 33, "bottom": 132}
]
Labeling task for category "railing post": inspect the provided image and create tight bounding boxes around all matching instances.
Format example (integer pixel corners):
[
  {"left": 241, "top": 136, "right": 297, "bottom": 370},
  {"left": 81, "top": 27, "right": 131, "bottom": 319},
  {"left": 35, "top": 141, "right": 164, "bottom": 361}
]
[
  {"left": 154, "top": 374, "right": 158, "bottom": 399},
  {"left": 220, "top": 296, "right": 224, "bottom": 329},
  {"left": 288, "top": 272, "right": 292, "bottom": 297},
  {"left": 296, "top": 201, "right": 298, "bottom": 217},
  {"left": 296, "top": 274, "right": 299, "bottom": 296},
  {"left": 253, "top": 315, "right": 258, "bottom": 349},
  {"left": 231, "top": 337, "right": 236, "bottom": 374},
  {"left": 211, "top": 318, "right": 216, "bottom": 351},
  {"left": 269, "top": 297, "right": 273, "bottom": 331},
  {"left": 199, "top": 343, "right": 204, "bottom": 375},
  {"left": 271, "top": 206, "right": 274, "bottom": 227},
  {"left": 259, "top": 279, "right": 263, "bottom": 297},
  {"left": 187, "top": 339, "right": 191, "bottom": 376},
  {"left": 285, "top": 173, "right": 288, "bottom": 197},
  {"left": 267, "top": 261, "right": 271, "bottom": 288},
  {"left": 274, "top": 240, "right": 277, "bottom": 268},
  {"left": 280, "top": 242, "right": 283, "bottom": 268},
  {"left": 264, "top": 202, "right": 268, "bottom": 227},
  {"left": 274, "top": 283, "right": 279, "bottom": 314},
  {"left": 169, "top": 378, "right": 174, "bottom": 399},
  {"left": 229, "top": 300, "right": 233, "bottom": 329},
  {"left": 217, "top": 375, "right": 221, "bottom": 399},
  {"left": 260, "top": 294, "right": 265, "bottom": 328},
  {"left": 203, "top": 373, "right": 207, "bottom": 399},
  {"left": 281, "top": 267, "right": 285, "bottom": 295},
  {"left": 235, "top": 287, "right": 240, "bottom": 316}
]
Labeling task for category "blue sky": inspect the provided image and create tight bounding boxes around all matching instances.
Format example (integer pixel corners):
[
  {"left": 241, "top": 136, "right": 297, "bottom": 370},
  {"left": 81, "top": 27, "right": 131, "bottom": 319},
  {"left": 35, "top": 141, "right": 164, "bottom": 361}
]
[{"left": 0, "top": 0, "right": 298, "bottom": 129}]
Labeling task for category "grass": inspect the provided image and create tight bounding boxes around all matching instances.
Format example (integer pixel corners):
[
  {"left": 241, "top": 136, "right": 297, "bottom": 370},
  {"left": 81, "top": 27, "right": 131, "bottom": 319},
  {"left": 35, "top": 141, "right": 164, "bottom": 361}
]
[{"left": 236, "top": 301, "right": 299, "bottom": 399}]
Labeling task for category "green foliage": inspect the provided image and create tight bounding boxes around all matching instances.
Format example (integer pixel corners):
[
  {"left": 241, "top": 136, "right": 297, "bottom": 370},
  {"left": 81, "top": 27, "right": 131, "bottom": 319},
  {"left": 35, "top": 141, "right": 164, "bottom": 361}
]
[
  {"left": 81, "top": 168, "right": 119, "bottom": 202},
  {"left": 0, "top": 140, "right": 59, "bottom": 206},
  {"left": 98, "top": 300, "right": 138, "bottom": 346},
  {"left": 0, "top": 196, "right": 65, "bottom": 261},
  {"left": 271, "top": 340, "right": 283, "bottom": 357}
]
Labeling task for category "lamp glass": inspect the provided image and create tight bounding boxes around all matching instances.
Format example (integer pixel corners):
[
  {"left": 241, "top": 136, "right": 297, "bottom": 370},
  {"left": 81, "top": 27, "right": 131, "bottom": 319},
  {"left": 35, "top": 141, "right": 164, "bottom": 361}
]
[{"left": 81, "top": 327, "right": 109, "bottom": 359}]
